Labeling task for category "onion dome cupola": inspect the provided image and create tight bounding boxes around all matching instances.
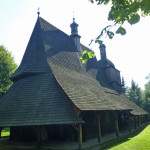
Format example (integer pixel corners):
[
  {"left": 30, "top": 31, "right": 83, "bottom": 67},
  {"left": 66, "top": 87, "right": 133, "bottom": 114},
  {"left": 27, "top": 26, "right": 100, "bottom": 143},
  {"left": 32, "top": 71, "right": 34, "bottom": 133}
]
[{"left": 70, "top": 17, "right": 81, "bottom": 52}]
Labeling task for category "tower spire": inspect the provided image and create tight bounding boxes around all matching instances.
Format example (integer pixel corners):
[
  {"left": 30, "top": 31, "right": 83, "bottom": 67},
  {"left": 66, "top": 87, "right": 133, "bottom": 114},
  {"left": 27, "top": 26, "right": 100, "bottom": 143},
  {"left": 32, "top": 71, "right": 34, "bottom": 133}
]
[
  {"left": 70, "top": 16, "right": 81, "bottom": 52},
  {"left": 70, "top": 17, "right": 80, "bottom": 36},
  {"left": 37, "top": 8, "right": 40, "bottom": 18}
]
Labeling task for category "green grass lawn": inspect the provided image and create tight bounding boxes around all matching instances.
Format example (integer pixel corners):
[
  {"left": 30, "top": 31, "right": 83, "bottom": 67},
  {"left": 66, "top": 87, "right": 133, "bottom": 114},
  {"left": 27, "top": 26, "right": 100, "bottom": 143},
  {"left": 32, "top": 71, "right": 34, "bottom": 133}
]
[
  {"left": 1, "top": 128, "right": 10, "bottom": 137},
  {"left": 105, "top": 125, "right": 150, "bottom": 150}
]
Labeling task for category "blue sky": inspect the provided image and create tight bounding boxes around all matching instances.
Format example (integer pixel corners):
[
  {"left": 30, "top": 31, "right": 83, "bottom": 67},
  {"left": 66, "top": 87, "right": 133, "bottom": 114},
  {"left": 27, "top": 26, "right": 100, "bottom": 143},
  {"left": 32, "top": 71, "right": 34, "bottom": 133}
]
[{"left": 0, "top": 0, "right": 150, "bottom": 89}]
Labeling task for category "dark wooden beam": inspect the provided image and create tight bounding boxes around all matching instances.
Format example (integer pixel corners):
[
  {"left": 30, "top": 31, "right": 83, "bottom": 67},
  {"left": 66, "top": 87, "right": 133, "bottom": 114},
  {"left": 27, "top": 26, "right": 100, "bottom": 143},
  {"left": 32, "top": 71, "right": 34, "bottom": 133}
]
[
  {"left": 127, "top": 112, "right": 131, "bottom": 132},
  {"left": 134, "top": 116, "right": 137, "bottom": 129},
  {"left": 97, "top": 117, "right": 101, "bottom": 142},
  {"left": 78, "top": 124, "right": 82, "bottom": 149},
  {"left": 144, "top": 115, "right": 146, "bottom": 123},
  {"left": 60, "top": 125, "right": 64, "bottom": 139},
  {"left": 139, "top": 115, "right": 141, "bottom": 125},
  {"left": 0, "top": 127, "right": 3, "bottom": 138},
  {"left": 137, "top": 115, "right": 140, "bottom": 127},
  {"left": 34, "top": 126, "right": 42, "bottom": 150},
  {"left": 142, "top": 115, "right": 144, "bottom": 124},
  {"left": 114, "top": 111, "right": 119, "bottom": 136},
  {"left": 93, "top": 111, "right": 101, "bottom": 142}
]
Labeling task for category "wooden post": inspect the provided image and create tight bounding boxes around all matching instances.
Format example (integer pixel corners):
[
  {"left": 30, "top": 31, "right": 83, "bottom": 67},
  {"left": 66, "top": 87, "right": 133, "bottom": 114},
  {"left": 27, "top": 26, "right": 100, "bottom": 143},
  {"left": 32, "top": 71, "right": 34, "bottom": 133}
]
[
  {"left": 144, "top": 115, "right": 146, "bottom": 123},
  {"left": 97, "top": 118, "right": 101, "bottom": 142},
  {"left": 134, "top": 116, "right": 137, "bottom": 129},
  {"left": 142, "top": 115, "right": 144, "bottom": 124},
  {"left": 127, "top": 112, "right": 131, "bottom": 132},
  {"left": 60, "top": 125, "right": 64, "bottom": 139},
  {"left": 115, "top": 111, "right": 119, "bottom": 136},
  {"left": 78, "top": 124, "right": 82, "bottom": 149},
  {"left": 139, "top": 115, "right": 141, "bottom": 125},
  {"left": 93, "top": 111, "right": 101, "bottom": 142},
  {"left": 145, "top": 115, "right": 149, "bottom": 123},
  {"left": 34, "top": 126, "right": 42, "bottom": 150},
  {"left": 0, "top": 127, "right": 2, "bottom": 138},
  {"left": 137, "top": 115, "right": 140, "bottom": 127}
]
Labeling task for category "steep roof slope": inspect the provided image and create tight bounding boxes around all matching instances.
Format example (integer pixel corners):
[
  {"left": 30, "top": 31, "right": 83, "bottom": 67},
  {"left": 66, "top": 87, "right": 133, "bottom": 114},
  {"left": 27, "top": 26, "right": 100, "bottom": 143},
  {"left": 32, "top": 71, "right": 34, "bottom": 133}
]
[
  {"left": 38, "top": 17, "right": 133, "bottom": 111},
  {"left": 0, "top": 17, "right": 83, "bottom": 127},
  {"left": 0, "top": 16, "right": 146, "bottom": 127}
]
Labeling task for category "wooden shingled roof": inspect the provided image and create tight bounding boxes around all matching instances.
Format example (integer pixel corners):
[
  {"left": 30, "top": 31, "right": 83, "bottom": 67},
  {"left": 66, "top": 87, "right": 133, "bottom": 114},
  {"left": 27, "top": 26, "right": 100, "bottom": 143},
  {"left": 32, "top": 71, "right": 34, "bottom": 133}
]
[
  {"left": 0, "top": 17, "right": 147, "bottom": 126},
  {"left": 85, "top": 55, "right": 147, "bottom": 116}
]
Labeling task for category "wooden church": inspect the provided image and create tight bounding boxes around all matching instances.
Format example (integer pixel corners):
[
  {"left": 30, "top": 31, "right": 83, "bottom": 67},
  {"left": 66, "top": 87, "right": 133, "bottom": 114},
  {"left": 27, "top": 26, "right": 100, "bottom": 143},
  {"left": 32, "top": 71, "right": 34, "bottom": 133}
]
[{"left": 0, "top": 12, "right": 148, "bottom": 149}]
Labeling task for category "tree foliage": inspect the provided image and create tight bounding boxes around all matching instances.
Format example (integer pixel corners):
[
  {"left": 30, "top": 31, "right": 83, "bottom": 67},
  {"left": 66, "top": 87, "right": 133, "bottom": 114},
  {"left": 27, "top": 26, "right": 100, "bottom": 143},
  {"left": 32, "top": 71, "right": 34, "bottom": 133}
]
[
  {"left": 126, "top": 80, "right": 142, "bottom": 106},
  {"left": 121, "top": 77, "right": 127, "bottom": 94},
  {"left": 0, "top": 46, "right": 17, "bottom": 98},
  {"left": 142, "top": 74, "right": 150, "bottom": 112},
  {"left": 89, "top": 0, "right": 150, "bottom": 40},
  {"left": 126, "top": 75, "right": 150, "bottom": 113},
  {"left": 81, "top": 0, "right": 150, "bottom": 62},
  {"left": 90, "top": 0, "right": 150, "bottom": 24}
]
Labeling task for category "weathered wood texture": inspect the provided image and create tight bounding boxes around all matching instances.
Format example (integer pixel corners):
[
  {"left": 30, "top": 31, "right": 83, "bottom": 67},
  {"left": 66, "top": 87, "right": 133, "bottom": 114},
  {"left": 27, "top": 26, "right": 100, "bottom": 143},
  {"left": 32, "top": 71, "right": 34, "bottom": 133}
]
[
  {"left": 78, "top": 124, "right": 82, "bottom": 149},
  {"left": 134, "top": 116, "right": 137, "bottom": 129},
  {"left": 114, "top": 112, "right": 119, "bottom": 136},
  {"left": 127, "top": 112, "right": 131, "bottom": 132}
]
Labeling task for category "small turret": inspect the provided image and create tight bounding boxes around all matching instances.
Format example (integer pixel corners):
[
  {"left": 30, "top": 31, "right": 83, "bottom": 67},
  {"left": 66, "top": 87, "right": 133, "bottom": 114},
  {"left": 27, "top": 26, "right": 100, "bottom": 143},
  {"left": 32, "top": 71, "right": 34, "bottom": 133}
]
[
  {"left": 70, "top": 18, "right": 81, "bottom": 52},
  {"left": 99, "top": 43, "right": 107, "bottom": 60}
]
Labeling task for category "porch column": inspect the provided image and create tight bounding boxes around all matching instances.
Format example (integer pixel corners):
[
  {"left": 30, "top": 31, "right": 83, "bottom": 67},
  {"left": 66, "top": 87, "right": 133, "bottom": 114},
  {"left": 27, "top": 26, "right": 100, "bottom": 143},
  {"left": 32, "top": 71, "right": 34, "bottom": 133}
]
[
  {"left": 115, "top": 111, "right": 119, "bottom": 136},
  {"left": 140, "top": 115, "right": 142, "bottom": 125},
  {"left": 0, "top": 127, "right": 3, "bottom": 138},
  {"left": 93, "top": 111, "right": 101, "bottom": 142},
  {"left": 134, "top": 116, "right": 137, "bottom": 129},
  {"left": 35, "top": 126, "right": 42, "bottom": 150},
  {"left": 78, "top": 124, "right": 82, "bottom": 149},
  {"left": 97, "top": 116, "right": 101, "bottom": 142},
  {"left": 141, "top": 115, "right": 143, "bottom": 125},
  {"left": 137, "top": 115, "right": 140, "bottom": 127},
  {"left": 127, "top": 112, "right": 131, "bottom": 132},
  {"left": 144, "top": 115, "right": 146, "bottom": 123},
  {"left": 146, "top": 115, "right": 148, "bottom": 122},
  {"left": 60, "top": 125, "right": 64, "bottom": 139}
]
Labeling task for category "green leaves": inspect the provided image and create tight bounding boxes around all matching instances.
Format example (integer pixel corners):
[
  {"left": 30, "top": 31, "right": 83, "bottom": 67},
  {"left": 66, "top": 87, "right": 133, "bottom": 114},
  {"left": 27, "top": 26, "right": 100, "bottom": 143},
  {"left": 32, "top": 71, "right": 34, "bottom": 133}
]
[
  {"left": 128, "top": 14, "right": 140, "bottom": 25},
  {"left": 116, "top": 27, "right": 126, "bottom": 35},
  {"left": 80, "top": 50, "right": 95, "bottom": 63},
  {"left": 95, "top": 40, "right": 103, "bottom": 45},
  {"left": 0, "top": 45, "right": 18, "bottom": 98},
  {"left": 107, "top": 31, "right": 114, "bottom": 39}
]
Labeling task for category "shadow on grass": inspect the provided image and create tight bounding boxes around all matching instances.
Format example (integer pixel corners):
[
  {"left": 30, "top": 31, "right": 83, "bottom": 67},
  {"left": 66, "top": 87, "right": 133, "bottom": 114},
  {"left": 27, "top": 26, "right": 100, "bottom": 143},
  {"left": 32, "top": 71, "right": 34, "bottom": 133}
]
[
  {"left": 103, "top": 124, "right": 149, "bottom": 150},
  {"left": 103, "top": 138, "right": 131, "bottom": 150}
]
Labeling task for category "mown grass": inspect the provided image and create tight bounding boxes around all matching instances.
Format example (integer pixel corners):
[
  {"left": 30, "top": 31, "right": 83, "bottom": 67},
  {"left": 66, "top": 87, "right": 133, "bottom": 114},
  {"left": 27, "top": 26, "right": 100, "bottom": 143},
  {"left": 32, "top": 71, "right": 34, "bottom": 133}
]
[
  {"left": 105, "top": 125, "right": 150, "bottom": 150},
  {"left": 1, "top": 128, "right": 10, "bottom": 137}
]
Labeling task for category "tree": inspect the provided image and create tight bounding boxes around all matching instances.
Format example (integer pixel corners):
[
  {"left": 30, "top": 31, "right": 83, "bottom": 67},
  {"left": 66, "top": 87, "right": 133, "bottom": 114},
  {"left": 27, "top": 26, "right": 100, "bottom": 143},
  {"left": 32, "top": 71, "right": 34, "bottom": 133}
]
[
  {"left": 142, "top": 74, "right": 150, "bottom": 112},
  {"left": 91, "top": 0, "right": 150, "bottom": 41},
  {"left": 127, "top": 80, "right": 142, "bottom": 107},
  {"left": 0, "top": 45, "right": 17, "bottom": 98},
  {"left": 90, "top": 0, "right": 150, "bottom": 24},
  {"left": 121, "top": 76, "right": 127, "bottom": 94},
  {"left": 81, "top": 0, "right": 150, "bottom": 62}
]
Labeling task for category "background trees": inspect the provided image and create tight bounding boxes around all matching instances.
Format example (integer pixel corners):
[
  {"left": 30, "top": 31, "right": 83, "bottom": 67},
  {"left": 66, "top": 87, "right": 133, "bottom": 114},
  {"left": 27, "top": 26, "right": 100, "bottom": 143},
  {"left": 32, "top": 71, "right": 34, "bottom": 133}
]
[
  {"left": 142, "top": 74, "right": 150, "bottom": 112},
  {"left": 126, "top": 80, "right": 142, "bottom": 107},
  {"left": 0, "top": 45, "right": 17, "bottom": 98},
  {"left": 125, "top": 75, "right": 150, "bottom": 114}
]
